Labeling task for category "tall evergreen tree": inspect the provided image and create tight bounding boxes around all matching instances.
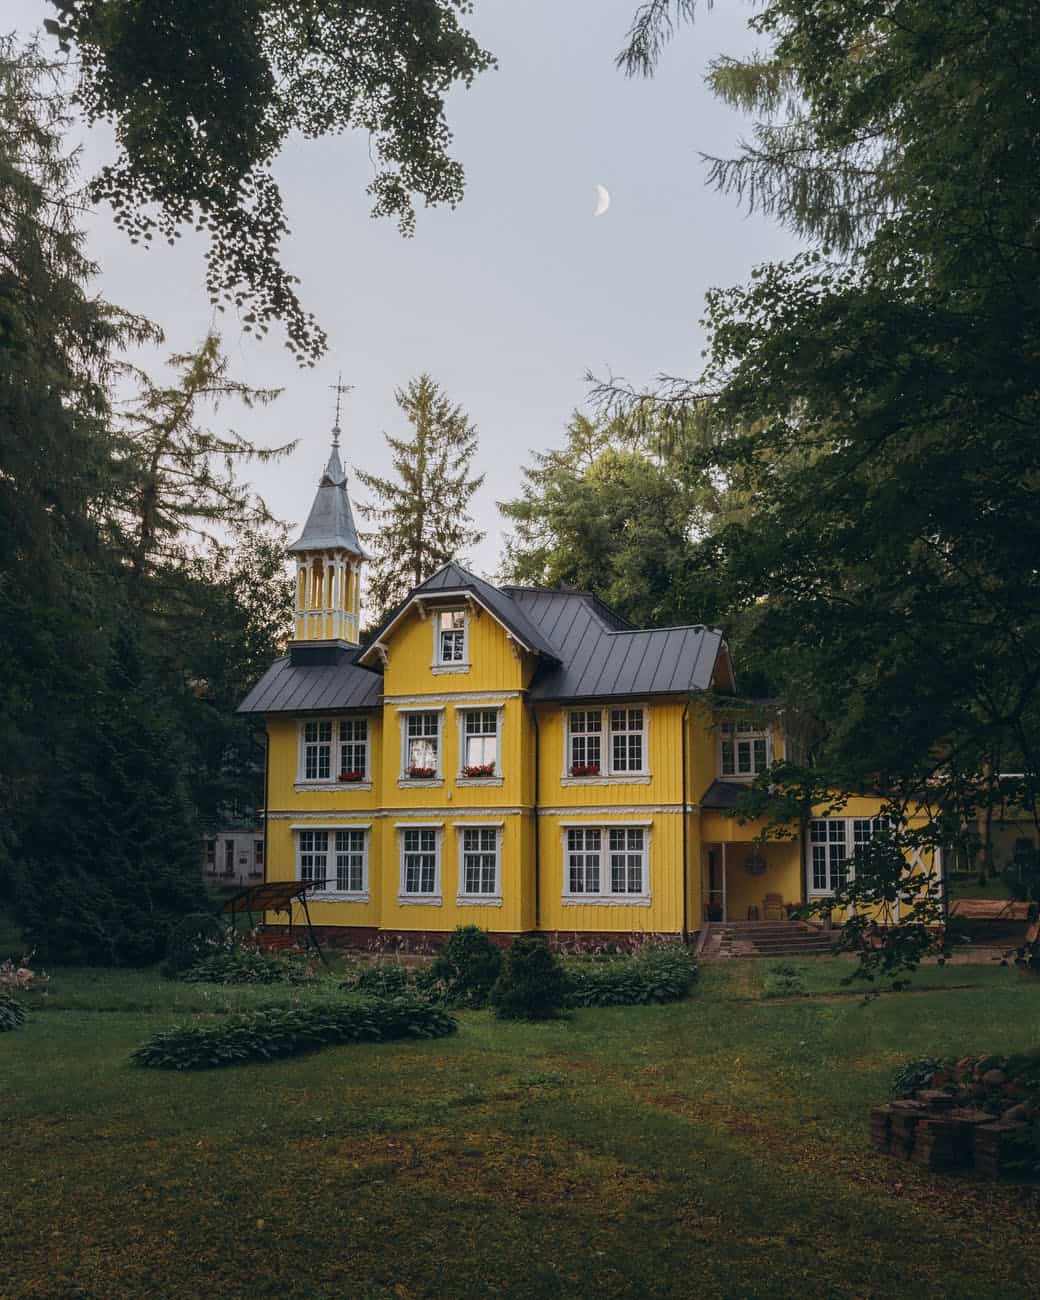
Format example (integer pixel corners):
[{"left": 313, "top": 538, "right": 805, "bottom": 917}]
[{"left": 356, "top": 374, "right": 485, "bottom": 615}]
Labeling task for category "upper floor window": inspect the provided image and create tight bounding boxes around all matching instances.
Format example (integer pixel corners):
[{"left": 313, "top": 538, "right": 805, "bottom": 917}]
[
  {"left": 567, "top": 707, "right": 649, "bottom": 779},
  {"left": 403, "top": 710, "right": 441, "bottom": 779},
  {"left": 719, "top": 722, "right": 769, "bottom": 779},
  {"left": 461, "top": 709, "right": 499, "bottom": 777},
  {"left": 338, "top": 718, "right": 368, "bottom": 781},
  {"left": 300, "top": 717, "right": 368, "bottom": 783},
  {"left": 436, "top": 610, "right": 468, "bottom": 665}
]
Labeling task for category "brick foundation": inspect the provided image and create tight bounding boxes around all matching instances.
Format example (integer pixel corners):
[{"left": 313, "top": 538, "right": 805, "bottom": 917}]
[{"left": 258, "top": 924, "right": 686, "bottom": 955}]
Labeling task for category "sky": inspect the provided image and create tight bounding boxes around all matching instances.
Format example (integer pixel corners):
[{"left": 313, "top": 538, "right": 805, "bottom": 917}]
[{"left": 9, "top": 0, "right": 799, "bottom": 580}]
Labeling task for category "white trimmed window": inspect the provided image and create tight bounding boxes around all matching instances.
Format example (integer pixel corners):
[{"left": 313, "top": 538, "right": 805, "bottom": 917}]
[
  {"left": 610, "top": 708, "right": 645, "bottom": 773},
  {"left": 459, "top": 827, "right": 500, "bottom": 898},
  {"left": 303, "top": 719, "right": 333, "bottom": 781},
  {"left": 334, "top": 829, "right": 367, "bottom": 893},
  {"left": 401, "top": 828, "right": 440, "bottom": 898},
  {"left": 567, "top": 828, "right": 601, "bottom": 893},
  {"left": 461, "top": 709, "right": 499, "bottom": 776},
  {"left": 338, "top": 718, "right": 368, "bottom": 780},
  {"left": 564, "top": 826, "right": 650, "bottom": 900},
  {"left": 568, "top": 710, "right": 602, "bottom": 773},
  {"left": 567, "top": 707, "right": 649, "bottom": 778},
  {"left": 609, "top": 828, "right": 647, "bottom": 894},
  {"left": 435, "top": 610, "right": 468, "bottom": 665},
  {"left": 298, "top": 829, "right": 329, "bottom": 889},
  {"left": 719, "top": 722, "right": 770, "bottom": 779},
  {"left": 403, "top": 711, "right": 441, "bottom": 778},
  {"left": 809, "top": 817, "right": 888, "bottom": 894}
]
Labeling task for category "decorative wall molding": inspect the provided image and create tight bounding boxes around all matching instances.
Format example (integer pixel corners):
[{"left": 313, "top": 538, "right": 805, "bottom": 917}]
[
  {"left": 537, "top": 803, "right": 683, "bottom": 817},
  {"left": 383, "top": 690, "right": 522, "bottom": 706},
  {"left": 269, "top": 806, "right": 527, "bottom": 820}
]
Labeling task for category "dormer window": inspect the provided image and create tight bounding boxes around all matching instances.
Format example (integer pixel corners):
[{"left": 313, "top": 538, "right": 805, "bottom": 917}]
[
  {"left": 719, "top": 722, "right": 770, "bottom": 779},
  {"left": 435, "top": 610, "right": 468, "bottom": 666}
]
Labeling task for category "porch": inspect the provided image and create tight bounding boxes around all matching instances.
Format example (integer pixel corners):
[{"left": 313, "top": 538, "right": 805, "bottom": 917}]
[{"left": 701, "top": 837, "right": 803, "bottom": 925}]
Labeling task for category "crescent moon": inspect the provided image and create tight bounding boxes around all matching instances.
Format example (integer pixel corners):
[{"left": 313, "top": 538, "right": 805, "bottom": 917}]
[{"left": 593, "top": 184, "right": 610, "bottom": 217}]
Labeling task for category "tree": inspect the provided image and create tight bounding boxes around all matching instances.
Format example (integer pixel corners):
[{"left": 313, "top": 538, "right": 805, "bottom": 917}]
[
  {"left": 356, "top": 374, "right": 485, "bottom": 615},
  {"left": 500, "top": 412, "right": 725, "bottom": 628},
  {"left": 43, "top": 1, "right": 494, "bottom": 360},
  {"left": 605, "top": 0, "right": 1040, "bottom": 981}
]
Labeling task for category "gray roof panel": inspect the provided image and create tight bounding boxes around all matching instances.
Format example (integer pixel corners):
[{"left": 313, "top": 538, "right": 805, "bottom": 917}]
[
  {"left": 238, "top": 657, "right": 382, "bottom": 715},
  {"left": 287, "top": 443, "right": 367, "bottom": 556}
]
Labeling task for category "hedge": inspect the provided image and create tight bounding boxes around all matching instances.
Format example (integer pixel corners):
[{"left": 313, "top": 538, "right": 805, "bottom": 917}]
[{"left": 130, "top": 997, "right": 457, "bottom": 1070}]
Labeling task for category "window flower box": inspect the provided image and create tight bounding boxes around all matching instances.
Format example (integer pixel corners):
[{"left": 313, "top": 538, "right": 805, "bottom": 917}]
[
  {"left": 406, "top": 765, "right": 436, "bottom": 780},
  {"left": 569, "top": 763, "right": 601, "bottom": 778},
  {"left": 461, "top": 763, "right": 496, "bottom": 778},
  {"left": 338, "top": 770, "right": 365, "bottom": 783}
]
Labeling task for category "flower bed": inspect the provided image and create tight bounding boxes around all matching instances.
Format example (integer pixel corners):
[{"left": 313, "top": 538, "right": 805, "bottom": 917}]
[
  {"left": 461, "top": 763, "right": 496, "bottom": 778},
  {"left": 406, "top": 765, "right": 436, "bottom": 780}
]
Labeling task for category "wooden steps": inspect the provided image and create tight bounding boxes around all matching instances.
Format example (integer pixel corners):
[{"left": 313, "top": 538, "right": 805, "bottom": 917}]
[{"left": 700, "top": 921, "right": 837, "bottom": 960}]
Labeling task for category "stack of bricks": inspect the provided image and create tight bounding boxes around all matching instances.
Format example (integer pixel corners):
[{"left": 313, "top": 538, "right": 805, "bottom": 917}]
[{"left": 870, "top": 1094, "right": 1029, "bottom": 1177}]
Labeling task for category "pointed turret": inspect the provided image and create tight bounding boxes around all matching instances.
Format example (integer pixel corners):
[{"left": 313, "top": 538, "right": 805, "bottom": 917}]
[{"left": 289, "top": 393, "right": 366, "bottom": 648}]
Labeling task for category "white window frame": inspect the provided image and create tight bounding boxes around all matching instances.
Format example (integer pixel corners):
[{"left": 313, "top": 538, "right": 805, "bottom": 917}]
[
  {"left": 293, "top": 825, "right": 371, "bottom": 902},
  {"left": 296, "top": 716, "right": 372, "bottom": 790},
  {"left": 718, "top": 721, "right": 771, "bottom": 781},
  {"left": 396, "top": 822, "right": 444, "bottom": 905},
  {"left": 562, "top": 706, "right": 651, "bottom": 784},
  {"left": 560, "top": 821, "right": 652, "bottom": 906},
  {"left": 432, "top": 609, "right": 470, "bottom": 673},
  {"left": 455, "top": 821, "right": 504, "bottom": 906},
  {"left": 807, "top": 816, "right": 889, "bottom": 897},
  {"left": 398, "top": 707, "right": 445, "bottom": 786},
  {"left": 457, "top": 706, "right": 504, "bottom": 785}
]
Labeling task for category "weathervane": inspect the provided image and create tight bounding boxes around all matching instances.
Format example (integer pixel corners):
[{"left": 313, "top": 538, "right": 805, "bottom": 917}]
[{"left": 330, "top": 372, "right": 354, "bottom": 447}]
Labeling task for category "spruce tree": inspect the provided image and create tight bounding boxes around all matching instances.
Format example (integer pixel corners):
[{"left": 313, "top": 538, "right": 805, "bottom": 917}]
[{"left": 356, "top": 374, "right": 485, "bottom": 616}]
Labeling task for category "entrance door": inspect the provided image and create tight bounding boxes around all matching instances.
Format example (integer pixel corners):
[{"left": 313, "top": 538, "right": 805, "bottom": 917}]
[{"left": 704, "top": 845, "right": 726, "bottom": 922}]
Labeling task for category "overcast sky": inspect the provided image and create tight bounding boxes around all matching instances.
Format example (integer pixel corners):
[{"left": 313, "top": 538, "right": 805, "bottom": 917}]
[{"left": 10, "top": 0, "right": 798, "bottom": 579}]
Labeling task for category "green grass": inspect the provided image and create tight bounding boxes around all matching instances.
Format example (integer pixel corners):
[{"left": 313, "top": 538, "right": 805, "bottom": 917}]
[
  {"left": 4, "top": 960, "right": 1040, "bottom": 1299},
  {"left": 946, "top": 872, "right": 1017, "bottom": 900}
]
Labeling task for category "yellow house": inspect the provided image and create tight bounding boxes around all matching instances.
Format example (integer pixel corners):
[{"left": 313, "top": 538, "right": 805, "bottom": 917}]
[{"left": 239, "top": 431, "right": 935, "bottom": 946}]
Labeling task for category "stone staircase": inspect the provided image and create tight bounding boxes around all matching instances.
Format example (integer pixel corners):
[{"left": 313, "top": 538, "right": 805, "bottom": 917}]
[{"left": 699, "top": 921, "right": 839, "bottom": 960}]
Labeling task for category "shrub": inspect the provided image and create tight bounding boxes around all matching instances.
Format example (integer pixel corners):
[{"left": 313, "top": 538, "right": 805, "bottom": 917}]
[
  {"left": 892, "top": 1056, "right": 947, "bottom": 1097},
  {"left": 180, "top": 949, "right": 316, "bottom": 985},
  {"left": 428, "top": 926, "right": 503, "bottom": 1008},
  {"left": 0, "top": 990, "right": 28, "bottom": 1032},
  {"left": 343, "top": 963, "right": 414, "bottom": 998},
  {"left": 491, "top": 937, "right": 567, "bottom": 1021},
  {"left": 761, "top": 962, "right": 808, "bottom": 999},
  {"left": 130, "top": 997, "right": 457, "bottom": 1069},
  {"left": 564, "top": 942, "right": 697, "bottom": 1007},
  {"left": 161, "top": 912, "right": 228, "bottom": 978}
]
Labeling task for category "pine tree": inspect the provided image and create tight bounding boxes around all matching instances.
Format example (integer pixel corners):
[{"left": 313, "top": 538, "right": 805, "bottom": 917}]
[{"left": 356, "top": 374, "right": 485, "bottom": 616}]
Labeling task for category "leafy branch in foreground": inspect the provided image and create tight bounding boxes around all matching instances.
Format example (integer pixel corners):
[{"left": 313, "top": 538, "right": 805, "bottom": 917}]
[{"left": 45, "top": 1, "right": 495, "bottom": 361}]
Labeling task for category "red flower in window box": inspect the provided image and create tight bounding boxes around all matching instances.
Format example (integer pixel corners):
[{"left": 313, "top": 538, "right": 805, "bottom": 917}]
[
  {"left": 461, "top": 763, "right": 496, "bottom": 778},
  {"left": 338, "top": 770, "right": 364, "bottom": 783},
  {"left": 570, "top": 763, "right": 601, "bottom": 777},
  {"left": 406, "top": 765, "right": 436, "bottom": 780}
]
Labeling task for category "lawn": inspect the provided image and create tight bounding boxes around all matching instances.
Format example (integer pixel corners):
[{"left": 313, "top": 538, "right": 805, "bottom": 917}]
[{"left": 3, "top": 960, "right": 1040, "bottom": 1300}]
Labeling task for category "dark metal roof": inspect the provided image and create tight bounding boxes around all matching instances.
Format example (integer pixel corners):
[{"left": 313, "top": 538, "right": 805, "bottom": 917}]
[
  {"left": 237, "top": 655, "right": 381, "bottom": 715},
  {"left": 358, "top": 561, "right": 560, "bottom": 664},
  {"left": 699, "top": 780, "right": 750, "bottom": 810},
  {"left": 508, "top": 589, "right": 723, "bottom": 702},
  {"left": 287, "top": 441, "right": 366, "bottom": 556},
  {"left": 239, "top": 568, "right": 724, "bottom": 713}
]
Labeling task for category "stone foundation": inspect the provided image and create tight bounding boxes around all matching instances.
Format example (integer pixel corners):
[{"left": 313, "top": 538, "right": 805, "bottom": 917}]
[{"left": 257, "top": 924, "right": 685, "bottom": 955}]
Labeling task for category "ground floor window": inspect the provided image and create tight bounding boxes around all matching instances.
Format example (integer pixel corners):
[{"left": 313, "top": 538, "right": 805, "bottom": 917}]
[
  {"left": 297, "top": 828, "right": 368, "bottom": 896},
  {"left": 298, "top": 830, "right": 329, "bottom": 889},
  {"left": 458, "top": 826, "right": 500, "bottom": 899},
  {"left": 808, "top": 817, "right": 888, "bottom": 894},
  {"left": 564, "top": 826, "right": 649, "bottom": 901},
  {"left": 334, "top": 829, "right": 367, "bottom": 894},
  {"left": 400, "top": 827, "right": 440, "bottom": 899}
]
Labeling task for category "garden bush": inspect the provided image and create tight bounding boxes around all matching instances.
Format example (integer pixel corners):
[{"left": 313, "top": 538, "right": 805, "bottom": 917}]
[
  {"left": 564, "top": 942, "right": 697, "bottom": 1007},
  {"left": 491, "top": 937, "right": 567, "bottom": 1020},
  {"left": 179, "top": 948, "right": 315, "bottom": 985},
  {"left": 342, "top": 962, "right": 414, "bottom": 998},
  {"left": 130, "top": 996, "right": 457, "bottom": 1069},
  {"left": 160, "top": 912, "right": 228, "bottom": 978},
  {"left": 0, "top": 990, "right": 28, "bottom": 1032},
  {"left": 427, "top": 926, "right": 503, "bottom": 1008}
]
